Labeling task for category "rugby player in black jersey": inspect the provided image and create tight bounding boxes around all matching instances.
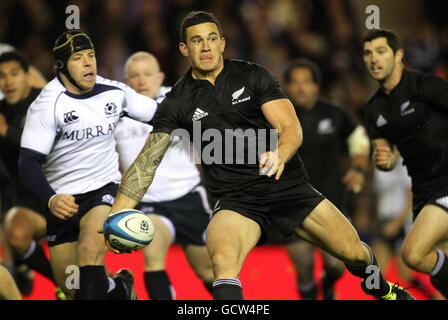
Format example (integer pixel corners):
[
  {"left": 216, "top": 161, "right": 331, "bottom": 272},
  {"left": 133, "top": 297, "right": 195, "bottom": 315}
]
[
  {"left": 0, "top": 51, "right": 58, "bottom": 295},
  {"left": 363, "top": 29, "right": 448, "bottom": 298},
  {"left": 277, "top": 58, "right": 370, "bottom": 299},
  {"left": 106, "top": 11, "right": 414, "bottom": 300}
]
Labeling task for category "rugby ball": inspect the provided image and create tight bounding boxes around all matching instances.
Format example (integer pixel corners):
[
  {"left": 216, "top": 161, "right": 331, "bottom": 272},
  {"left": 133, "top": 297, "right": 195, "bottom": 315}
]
[{"left": 103, "top": 209, "right": 154, "bottom": 251}]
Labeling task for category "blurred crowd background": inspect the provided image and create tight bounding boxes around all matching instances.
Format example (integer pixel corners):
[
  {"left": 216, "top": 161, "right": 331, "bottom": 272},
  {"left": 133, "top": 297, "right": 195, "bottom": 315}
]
[{"left": 0, "top": 0, "right": 447, "bottom": 238}]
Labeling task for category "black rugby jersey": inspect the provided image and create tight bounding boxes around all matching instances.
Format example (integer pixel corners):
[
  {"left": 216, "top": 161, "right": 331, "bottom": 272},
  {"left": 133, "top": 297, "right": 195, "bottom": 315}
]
[
  {"left": 0, "top": 87, "right": 41, "bottom": 183},
  {"left": 152, "top": 59, "right": 309, "bottom": 200},
  {"left": 295, "top": 99, "right": 357, "bottom": 207},
  {"left": 364, "top": 69, "right": 448, "bottom": 190}
]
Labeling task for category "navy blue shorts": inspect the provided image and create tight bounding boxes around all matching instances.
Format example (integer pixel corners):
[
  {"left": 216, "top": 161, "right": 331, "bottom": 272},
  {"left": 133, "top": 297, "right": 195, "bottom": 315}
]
[{"left": 46, "top": 183, "right": 119, "bottom": 247}]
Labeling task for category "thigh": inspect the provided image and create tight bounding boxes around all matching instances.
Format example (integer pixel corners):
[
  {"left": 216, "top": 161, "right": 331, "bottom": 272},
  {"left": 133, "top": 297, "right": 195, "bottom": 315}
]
[
  {"left": 403, "top": 205, "right": 448, "bottom": 255},
  {"left": 49, "top": 241, "right": 78, "bottom": 298},
  {"left": 0, "top": 265, "right": 22, "bottom": 300},
  {"left": 78, "top": 205, "right": 110, "bottom": 266},
  {"left": 142, "top": 214, "right": 174, "bottom": 270},
  {"left": 296, "top": 199, "right": 362, "bottom": 261},
  {"left": 206, "top": 210, "right": 261, "bottom": 265}
]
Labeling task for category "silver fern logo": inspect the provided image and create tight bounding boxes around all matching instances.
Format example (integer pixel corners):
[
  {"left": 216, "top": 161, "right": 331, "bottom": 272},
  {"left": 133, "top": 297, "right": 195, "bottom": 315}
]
[{"left": 232, "top": 87, "right": 251, "bottom": 105}]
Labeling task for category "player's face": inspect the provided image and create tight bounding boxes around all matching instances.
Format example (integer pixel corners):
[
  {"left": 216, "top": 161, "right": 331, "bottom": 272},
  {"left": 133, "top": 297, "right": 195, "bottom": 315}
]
[
  {"left": 285, "top": 68, "right": 319, "bottom": 109},
  {"left": 363, "top": 37, "right": 400, "bottom": 82},
  {"left": 67, "top": 49, "right": 97, "bottom": 91},
  {"left": 126, "top": 59, "right": 164, "bottom": 99},
  {"left": 0, "top": 60, "right": 31, "bottom": 104},
  {"left": 180, "top": 22, "right": 225, "bottom": 75}
]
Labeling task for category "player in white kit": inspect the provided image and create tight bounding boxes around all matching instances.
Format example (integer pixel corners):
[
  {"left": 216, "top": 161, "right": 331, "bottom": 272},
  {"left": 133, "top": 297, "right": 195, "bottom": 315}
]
[
  {"left": 115, "top": 52, "right": 213, "bottom": 299},
  {"left": 18, "top": 31, "right": 157, "bottom": 300}
]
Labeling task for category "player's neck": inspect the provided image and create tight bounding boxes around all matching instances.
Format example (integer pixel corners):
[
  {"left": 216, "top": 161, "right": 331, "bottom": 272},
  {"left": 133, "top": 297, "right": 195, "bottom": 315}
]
[
  {"left": 59, "top": 73, "right": 94, "bottom": 95},
  {"left": 191, "top": 59, "right": 224, "bottom": 86},
  {"left": 380, "top": 63, "right": 403, "bottom": 95}
]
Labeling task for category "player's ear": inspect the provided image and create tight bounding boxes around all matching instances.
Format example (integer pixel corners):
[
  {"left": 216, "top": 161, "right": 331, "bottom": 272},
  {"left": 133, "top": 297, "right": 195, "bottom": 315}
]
[
  {"left": 179, "top": 42, "right": 189, "bottom": 57},
  {"left": 395, "top": 48, "right": 404, "bottom": 63},
  {"left": 220, "top": 37, "right": 226, "bottom": 53}
]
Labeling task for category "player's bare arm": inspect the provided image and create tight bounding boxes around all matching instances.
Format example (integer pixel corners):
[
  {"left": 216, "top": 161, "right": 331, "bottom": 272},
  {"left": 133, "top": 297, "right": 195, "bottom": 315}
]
[
  {"left": 112, "top": 132, "right": 171, "bottom": 210},
  {"left": 260, "top": 98, "right": 302, "bottom": 180},
  {"left": 372, "top": 138, "right": 398, "bottom": 171}
]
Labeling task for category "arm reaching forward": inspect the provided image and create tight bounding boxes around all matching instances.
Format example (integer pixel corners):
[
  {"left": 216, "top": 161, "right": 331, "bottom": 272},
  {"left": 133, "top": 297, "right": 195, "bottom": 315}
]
[{"left": 111, "top": 132, "right": 172, "bottom": 211}]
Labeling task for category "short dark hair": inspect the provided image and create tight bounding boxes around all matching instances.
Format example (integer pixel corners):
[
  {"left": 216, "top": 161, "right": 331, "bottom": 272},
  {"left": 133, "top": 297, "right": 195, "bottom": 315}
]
[
  {"left": 180, "top": 11, "right": 223, "bottom": 43},
  {"left": 0, "top": 50, "right": 30, "bottom": 72},
  {"left": 283, "top": 58, "right": 322, "bottom": 86},
  {"left": 363, "top": 29, "right": 402, "bottom": 53}
]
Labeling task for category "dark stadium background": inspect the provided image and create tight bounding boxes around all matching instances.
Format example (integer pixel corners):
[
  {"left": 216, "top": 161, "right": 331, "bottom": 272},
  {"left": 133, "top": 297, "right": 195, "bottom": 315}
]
[{"left": 0, "top": 0, "right": 446, "bottom": 300}]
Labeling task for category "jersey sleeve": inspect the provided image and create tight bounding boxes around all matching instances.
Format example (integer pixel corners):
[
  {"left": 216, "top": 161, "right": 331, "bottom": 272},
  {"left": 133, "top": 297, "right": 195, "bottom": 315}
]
[
  {"left": 20, "top": 92, "right": 59, "bottom": 155},
  {"left": 250, "top": 64, "right": 288, "bottom": 106},
  {"left": 363, "top": 103, "right": 383, "bottom": 140},
  {"left": 151, "top": 97, "right": 182, "bottom": 135},
  {"left": 121, "top": 84, "right": 158, "bottom": 122}
]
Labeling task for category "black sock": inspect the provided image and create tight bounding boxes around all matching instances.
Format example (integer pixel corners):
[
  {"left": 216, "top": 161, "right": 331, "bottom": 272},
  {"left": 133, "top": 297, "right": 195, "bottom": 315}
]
[
  {"left": 344, "top": 242, "right": 390, "bottom": 297},
  {"left": 144, "top": 270, "right": 174, "bottom": 300},
  {"left": 106, "top": 277, "right": 129, "bottom": 300},
  {"left": 322, "top": 265, "right": 344, "bottom": 291},
  {"left": 298, "top": 280, "right": 317, "bottom": 300},
  {"left": 15, "top": 240, "right": 55, "bottom": 283},
  {"left": 203, "top": 281, "right": 213, "bottom": 295},
  {"left": 430, "top": 249, "right": 448, "bottom": 298},
  {"left": 74, "top": 265, "right": 108, "bottom": 300},
  {"left": 213, "top": 278, "right": 243, "bottom": 300}
]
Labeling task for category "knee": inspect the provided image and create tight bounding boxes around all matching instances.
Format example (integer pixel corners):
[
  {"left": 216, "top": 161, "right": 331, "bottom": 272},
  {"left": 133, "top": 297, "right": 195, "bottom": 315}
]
[
  {"left": 5, "top": 215, "right": 33, "bottom": 252},
  {"left": 77, "top": 240, "right": 107, "bottom": 265},
  {"left": 401, "top": 243, "right": 423, "bottom": 271},
  {"left": 209, "top": 250, "right": 240, "bottom": 278}
]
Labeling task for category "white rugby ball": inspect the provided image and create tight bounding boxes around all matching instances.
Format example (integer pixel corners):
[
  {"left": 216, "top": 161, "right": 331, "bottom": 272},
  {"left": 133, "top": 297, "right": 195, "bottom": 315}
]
[{"left": 103, "top": 209, "right": 154, "bottom": 251}]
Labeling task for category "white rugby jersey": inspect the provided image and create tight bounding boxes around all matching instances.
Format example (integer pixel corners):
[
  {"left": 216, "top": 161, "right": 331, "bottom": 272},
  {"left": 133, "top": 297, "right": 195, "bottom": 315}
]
[
  {"left": 115, "top": 86, "right": 201, "bottom": 202},
  {"left": 21, "top": 75, "right": 157, "bottom": 195}
]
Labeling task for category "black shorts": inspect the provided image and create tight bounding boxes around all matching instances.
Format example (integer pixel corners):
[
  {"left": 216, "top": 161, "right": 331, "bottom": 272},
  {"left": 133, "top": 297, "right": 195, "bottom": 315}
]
[
  {"left": 137, "top": 184, "right": 211, "bottom": 245},
  {"left": 46, "top": 183, "right": 119, "bottom": 247},
  {"left": 412, "top": 184, "right": 448, "bottom": 220},
  {"left": 212, "top": 181, "right": 325, "bottom": 244}
]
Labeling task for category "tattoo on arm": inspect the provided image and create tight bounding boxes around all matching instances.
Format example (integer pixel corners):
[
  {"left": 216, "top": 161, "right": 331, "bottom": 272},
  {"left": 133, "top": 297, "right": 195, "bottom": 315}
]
[{"left": 118, "top": 132, "right": 171, "bottom": 202}]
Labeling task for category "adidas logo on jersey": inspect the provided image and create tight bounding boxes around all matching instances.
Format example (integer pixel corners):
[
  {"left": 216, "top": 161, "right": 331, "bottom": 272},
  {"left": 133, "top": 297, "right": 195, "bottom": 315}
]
[
  {"left": 63, "top": 110, "right": 79, "bottom": 124},
  {"left": 376, "top": 114, "right": 387, "bottom": 127},
  {"left": 192, "top": 108, "right": 209, "bottom": 121},
  {"left": 436, "top": 196, "right": 448, "bottom": 209}
]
